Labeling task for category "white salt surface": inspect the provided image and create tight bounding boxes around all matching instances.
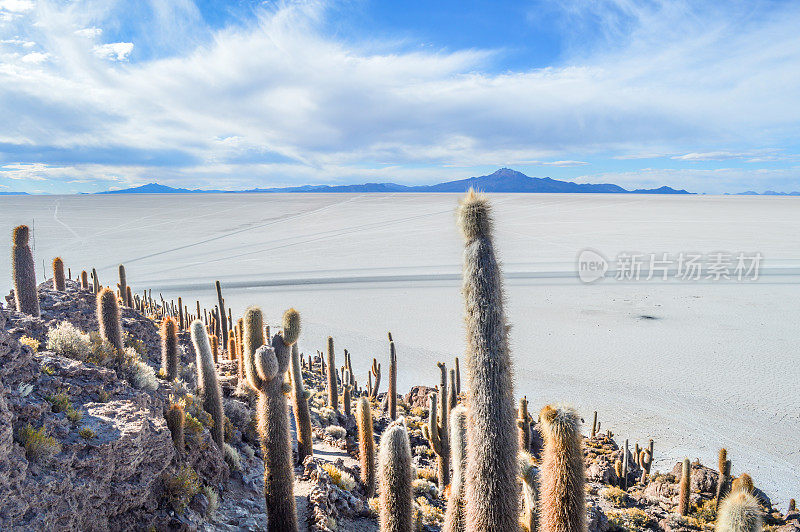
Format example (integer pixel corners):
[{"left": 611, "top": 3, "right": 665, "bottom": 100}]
[{"left": 1, "top": 192, "right": 798, "bottom": 505}]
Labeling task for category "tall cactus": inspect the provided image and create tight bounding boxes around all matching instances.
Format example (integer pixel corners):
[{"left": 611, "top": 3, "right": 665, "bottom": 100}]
[
  {"left": 91, "top": 267, "right": 100, "bottom": 294},
  {"left": 678, "top": 458, "right": 691, "bottom": 516},
  {"left": 52, "top": 257, "right": 65, "bottom": 291},
  {"left": 97, "top": 287, "right": 123, "bottom": 351},
  {"left": 214, "top": 280, "right": 229, "bottom": 352},
  {"left": 447, "top": 368, "right": 457, "bottom": 411},
  {"left": 717, "top": 490, "right": 763, "bottom": 532},
  {"left": 236, "top": 317, "right": 245, "bottom": 379},
  {"left": 454, "top": 356, "right": 461, "bottom": 395},
  {"left": 343, "top": 369, "right": 352, "bottom": 416},
  {"left": 243, "top": 307, "right": 265, "bottom": 387},
  {"left": 443, "top": 405, "right": 467, "bottom": 532},
  {"left": 11, "top": 225, "right": 39, "bottom": 316},
  {"left": 118, "top": 264, "right": 128, "bottom": 307},
  {"left": 539, "top": 405, "right": 585, "bottom": 532},
  {"left": 458, "top": 190, "right": 518, "bottom": 532},
  {"left": 326, "top": 336, "right": 338, "bottom": 412},
  {"left": 423, "top": 362, "right": 449, "bottom": 487},
  {"left": 80, "top": 270, "right": 88, "bottom": 290},
  {"left": 369, "top": 358, "right": 381, "bottom": 400},
  {"left": 190, "top": 320, "right": 224, "bottom": 449},
  {"left": 378, "top": 418, "right": 413, "bottom": 532},
  {"left": 519, "top": 451, "right": 539, "bottom": 532},
  {"left": 388, "top": 334, "right": 397, "bottom": 420},
  {"left": 356, "top": 396, "right": 376, "bottom": 496},
  {"left": 518, "top": 396, "right": 531, "bottom": 453},
  {"left": 245, "top": 308, "right": 300, "bottom": 532},
  {"left": 161, "top": 316, "right": 179, "bottom": 381}
]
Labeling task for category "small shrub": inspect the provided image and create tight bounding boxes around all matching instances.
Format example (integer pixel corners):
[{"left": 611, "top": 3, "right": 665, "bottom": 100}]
[
  {"left": 601, "top": 486, "right": 629, "bottom": 507},
  {"left": 694, "top": 499, "right": 717, "bottom": 523},
  {"left": 368, "top": 497, "right": 380, "bottom": 516},
  {"left": 128, "top": 358, "right": 159, "bottom": 392},
  {"left": 97, "top": 389, "right": 110, "bottom": 403},
  {"left": 79, "top": 427, "right": 96, "bottom": 440},
  {"left": 124, "top": 333, "right": 146, "bottom": 356},
  {"left": 87, "top": 332, "right": 116, "bottom": 365},
  {"left": 224, "top": 443, "right": 241, "bottom": 471},
  {"left": 20, "top": 335, "right": 39, "bottom": 353},
  {"left": 325, "top": 425, "right": 347, "bottom": 440},
  {"left": 415, "top": 496, "right": 445, "bottom": 524},
  {"left": 18, "top": 423, "right": 61, "bottom": 462},
  {"left": 607, "top": 508, "right": 651, "bottom": 531},
  {"left": 165, "top": 466, "right": 201, "bottom": 514},
  {"left": 322, "top": 463, "right": 356, "bottom": 491},
  {"left": 46, "top": 322, "right": 90, "bottom": 359},
  {"left": 318, "top": 407, "right": 337, "bottom": 425},
  {"left": 41, "top": 365, "right": 55, "bottom": 376},
  {"left": 184, "top": 414, "right": 204, "bottom": 434},
  {"left": 241, "top": 443, "right": 255, "bottom": 460},
  {"left": 201, "top": 485, "right": 219, "bottom": 517},
  {"left": 66, "top": 406, "right": 83, "bottom": 424},
  {"left": 46, "top": 392, "right": 71, "bottom": 413},
  {"left": 416, "top": 466, "right": 438, "bottom": 483},
  {"left": 412, "top": 478, "right": 438, "bottom": 498}
]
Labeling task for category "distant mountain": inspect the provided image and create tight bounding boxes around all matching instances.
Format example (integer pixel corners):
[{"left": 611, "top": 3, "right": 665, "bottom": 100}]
[
  {"left": 0, "top": 191, "right": 28, "bottom": 195},
  {"left": 98, "top": 169, "right": 692, "bottom": 195},
  {"left": 731, "top": 190, "right": 800, "bottom": 196}
]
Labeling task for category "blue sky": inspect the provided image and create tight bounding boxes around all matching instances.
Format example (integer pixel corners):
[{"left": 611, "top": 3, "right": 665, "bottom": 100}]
[{"left": 0, "top": 0, "right": 798, "bottom": 194}]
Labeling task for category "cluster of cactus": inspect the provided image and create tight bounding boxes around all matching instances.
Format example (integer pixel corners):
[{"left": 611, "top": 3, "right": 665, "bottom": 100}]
[
  {"left": 423, "top": 361, "right": 450, "bottom": 487},
  {"left": 244, "top": 307, "right": 300, "bottom": 530},
  {"left": 12, "top": 225, "right": 39, "bottom": 316}
]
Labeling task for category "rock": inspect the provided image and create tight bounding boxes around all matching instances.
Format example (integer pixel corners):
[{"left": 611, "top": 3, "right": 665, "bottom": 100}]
[
  {"left": 190, "top": 493, "right": 209, "bottom": 515},
  {"left": 403, "top": 386, "right": 435, "bottom": 409},
  {"left": 671, "top": 460, "right": 717, "bottom": 495}
]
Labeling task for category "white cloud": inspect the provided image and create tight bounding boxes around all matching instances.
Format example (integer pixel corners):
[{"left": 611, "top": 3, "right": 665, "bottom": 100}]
[
  {"left": 93, "top": 42, "right": 133, "bottom": 61},
  {"left": 0, "top": 0, "right": 34, "bottom": 13},
  {"left": 75, "top": 27, "right": 102, "bottom": 39},
  {"left": 20, "top": 51, "right": 46, "bottom": 63}
]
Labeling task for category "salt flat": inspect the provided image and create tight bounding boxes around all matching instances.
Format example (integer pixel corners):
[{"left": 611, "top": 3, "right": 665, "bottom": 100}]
[{"left": 1, "top": 192, "right": 798, "bottom": 503}]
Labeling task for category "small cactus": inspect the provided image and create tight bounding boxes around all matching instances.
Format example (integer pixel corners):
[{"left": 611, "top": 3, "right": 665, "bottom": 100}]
[
  {"left": 518, "top": 396, "right": 531, "bottom": 453},
  {"left": 539, "top": 405, "right": 585, "bottom": 532},
  {"left": 640, "top": 450, "right": 652, "bottom": 484},
  {"left": 519, "top": 451, "right": 539, "bottom": 532},
  {"left": 591, "top": 411, "right": 597, "bottom": 438},
  {"left": 80, "top": 270, "right": 88, "bottom": 290},
  {"left": 356, "top": 396, "right": 376, "bottom": 496},
  {"left": 388, "top": 334, "right": 397, "bottom": 420},
  {"left": 369, "top": 358, "right": 381, "bottom": 400},
  {"left": 443, "top": 405, "right": 467, "bottom": 532},
  {"left": 378, "top": 418, "right": 413, "bottom": 532},
  {"left": 716, "top": 449, "right": 732, "bottom": 509},
  {"left": 678, "top": 458, "right": 691, "bottom": 516},
  {"left": 326, "top": 336, "right": 338, "bottom": 412},
  {"left": 732, "top": 474, "right": 754, "bottom": 494},
  {"left": 91, "top": 267, "right": 100, "bottom": 294},
  {"left": 97, "top": 287, "right": 123, "bottom": 351},
  {"left": 447, "top": 368, "right": 457, "bottom": 411},
  {"left": 243, "top": 307, "right": 265, "bottom": 386},
  {"left": 161, "top": 316, "right": 179, "bottom": 381},
  {"left": 215, "top": 280, "right": 228, "bottom": 350},
  {"left": 52, "top": 257, "right": 65, "bottom": 291},
  {"left": 245, "top": 308, "right": 300, "bottom": 531},
  {"left": 423, "top": 362, "right": 449, "bottom": 487},
  {"left": 190, "top": 320, "right": 224, "bottom": 449},
  {"left": 118, "top": 264, "right": 128, "bottom": 307},
  {"left": 165, "top": 403, "right": 185, "bottom": 452},
  {"left": 454, "top": 356, "right": 461, "bottom": 395},
  {"left": 717, "top": 490, "right": 763, "bottom": 532},
  {"left": 342, "top": 369, "right": 352, "bottom": 416},
  {"left": 11, "top": 225, "right": 39, "bottom": 316},
  {"left": 788, "top": 499, "right": 796, "bottom": 513}
]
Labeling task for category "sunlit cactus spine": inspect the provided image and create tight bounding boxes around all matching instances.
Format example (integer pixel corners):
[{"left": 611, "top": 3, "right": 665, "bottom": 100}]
[
  {"left": 539, "top": 405, "right": 585, "bottom": 532},
  {"left": 161, "top": 316, "right": 179, "bottom": 381},
  {"left": 518, "top": 396, "right": 531, "bottom": 453},
  {"left": 191, "top": 320, "right": 224, "bottom": 449},
  {"left": 97, "top": 287, "right": 123, "bottom": 351},
  {"left": 214, "top": 280, "right": 229, "bottom": 352},
  {"left": 717, "top": 490, "right": 763, "bottom": 532},
  {"left": 678, "top": 458, "right": 691, "bottom": 516},
  {"left": 52, "top": 257, "right": 65, "bottom": 291},
  {"left": 326, "top": 336, "right": 338, "bottom": 412},
  {"left": 388, "top": 333, "right": 397, "bottom": 420},
  {"left": 165, "top": 402, "right": 185, "bottom": 452},
  {"left": 519, "top": 451, "right": 539, "bottom": 532},
  {"left": 11, "top": 225, "right": 39, "bottom": 316},
  {"left": 378, "top": 418, "right": 413, "bottom": 532},
  {"left": 356, "top": 396, "right": 376, "bottom": 497},
  {"left": 443, "top": 405, "right": 467, "bottom": 532},
  {"left": 423, "top": 362, "right": 449, "bottom": 487},
  {"left": 458, "top": 190, "right": 519, "bottom": 532},
  {"left": 245, "top": 308, "right": 300, "bottom": 532}
]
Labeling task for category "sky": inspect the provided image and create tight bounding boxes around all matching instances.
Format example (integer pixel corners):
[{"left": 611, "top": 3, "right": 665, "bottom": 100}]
[{"left": 0, "top": 0, "right": 799, "bottom": 194}]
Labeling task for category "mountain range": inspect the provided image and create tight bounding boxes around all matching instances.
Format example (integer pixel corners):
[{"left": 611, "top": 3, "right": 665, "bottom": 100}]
[{"left": 98, "top": 168, "right": 691, "bottom": 194}]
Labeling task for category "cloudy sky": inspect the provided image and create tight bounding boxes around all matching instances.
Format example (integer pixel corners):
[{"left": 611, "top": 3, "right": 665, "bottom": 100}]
[{"left": 0, "top": 0, "right": 798, "bottom": 194}]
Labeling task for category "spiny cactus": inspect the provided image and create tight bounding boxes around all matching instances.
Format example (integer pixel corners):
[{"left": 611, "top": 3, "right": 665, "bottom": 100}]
[
  {"left": 91, "top": 267, "right": 100, "bottom": 294},
  {"left": 228, "top": 336, "right": 236, "bottom": 361},
  {"left": 447, "top": 368, "right": 457, "bottom": 411},
  {"left": 789, "top": 499, "right": 796, "bottom": 513},
  {"left": 214, "top": 280, "right": 228, "bottom": 352},
  {"left": 166, "top": 402, "right": 185, "bottom": 452},
  {"left": 52, "top": 257, "right": 65, "bottom": 291},
  {"left": 126, "top": 286, "right": 133, "bottom": 309},
  {"left": 243, "top": 307, "right": 265, "bottom": 387},
  {"left": 236, "top": 317, "right": 244, "bottom": 379},
  {"left": 454, "top": 356, "right": 460, "bottom": 395},
  {"left": 716, "top": 449, "right": 731, "bottom": 509},
  {"left": 210, "top": 334, "right": 219, "bottom": 364},
  {"left": 622, "top": 439, "right": 629, "bottom": 490},
  {"left": 97, "top": 287, "right": 123, "bottom": 351},
  {"left": 519, "top": 451, "right": 539, "bottom": 532},
  {"left": 591, "top": 411, "right": 598, "bottom": 438},
  {"left": 458, "top": 190, "right": 519, "bottom": 532},
  {"left": 678, "top": 458, "right": 691, "bottom": 516},
  {"left": 245, "top": 308, "right": 300, "bottom": 531},
  {"left": 356, "top": 396, "right": 376, "bottom": 496},
  {"left": 388, "top": 334, "right": 397, "bottom": 420},
  {"left": 518, "top": 396, "right": 531, "bottom": 453},
  {"left": 342, "top": 369, "right": 352, "bottom": 416},
  {"left": 118, "top": 264, "right": 128, "bottom": 307},
  {"left": 369, "top": 357, "right": 382, "bottom": 400},
  {"left": 80, "top": 270, "right": 88, "bottom": 290},
  {"left": 614, "top": 460, "right": 623, "bottom": 486},
  {"left": 717, "top": 490, "right": 763, "bottom": 532},
  {"left": 443, "top": 405, "right": 467, "bottom": 532},
  {"left": 640, "top": 450, "right": 652, "bottom": 484},
  {"left": 378, "top": 418, "right": 413, "bottom": 532},
  {"left": 11, "top": 225, "right": 39, "bottom": 316},
  {"left": 190, "top": 320, "right": 224, "bottom": 449},
  {"left": 732, "top": 474, "right": 754, "bottom": 494},
  {"left": 326, "top": 336, "right": 338, "bottom": 412},
  {"left": 161, "top": 316, "right": 179, "bottom": 381},
  {"left": 423, "top": 362, "right": 449, "bottom": 487},
  {"left": 539, "top": 405, "right": 585, "bottom": 532}
]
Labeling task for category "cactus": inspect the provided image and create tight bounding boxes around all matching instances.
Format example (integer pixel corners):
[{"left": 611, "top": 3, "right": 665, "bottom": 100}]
[
  {"left": 343, "top": 369, "right": 353, "bottom": 416},
  {"left": 716, "top": 449, "right": 731, "bottom": 509},
  {"left": 539, "top": 405, "right": 585, "bottom": 532},
  {"left": 161, "top": 316, "right": 179, "bottom": 381},
  {"left": 640, "top": 450, "right": 652, "bottom": 484},
  {"left": 458, "top": 191, "right": 519, "bottom": 532},
  {"left": 190, "top": 320, "right": 224, "bottom": 449},
  {"left": 228, "top": 336, "right": 236, "bottom": 361},
  {"left": 369, "top": 358, "right": 382, "bottom": 400},
  {"left": 210, "top": 334, "right": 219, "bottom": 364},
  {"left": 622, "top": 440, "right": 629, "bottom": 490},
  {"left": 443, "top": 405, "right": 467, "bottom": 532},
  {"left": 678, "top": 458, "right": 691, "bottom": 516},
  {"left": 448, "top": 368, "right": 457, "bottom": 411},
  {"left": 789, "top": 499, "right": 796, "bottom": 513},
  {"left": 80, "top": 270, "right": 88, "bottom": 290},
  {"left": 519, "top": 451, "right": 539, "bottom": 532},
  {"left": 717, "top": 490, "right": 763, "bottom": 532},
  {"left": 214, "top": 280, "right": 228, "bottom": 351},
  {"left": 732, "top": 474, "right": 754, "bottom": 494},
  {"left": 117, "top": 264, "right": 128, "bottom": 307},
  {"left": 236, "top": 317, "right": 245, "bottom": 379},
  {"left": 614, "top": 460, "right": 623, "bottom": 486},
  {"left": 243, "top": 307, "right": 265, "bottom": 388},
  {"left": 97, "top": 287, "right": 123, "bottom": 351},
  {"left": 245, "top": 308, "right": 300, "bottom": 531},
  {"left": 344, "top": 349, "right": 354, "bottom": 385},
  {"left": 52, "top": 257, "right": 65, "bottom": 291},
  {"left": 11, "top": 225, "right": 39, "bottom": 316},
  {"left": 388, "top": 334, "right": 397, "bottom": 420},
  {"left": 165, "top": 402, "right": 185, "bottom": 452},
  {"left": 591, "top": 411, "right": 597, "bottom": 438},
  {"left": 356, "top": 396, "right": 376, "bottom": 496},
  {"left": 423, "top": 362, "right": 449, "bottom": 487},
  {"left": 326, "top": 336, "right": 338, "bottom": 412},
  {"left": 518, "top": 396, "right": 531, "bottom": 453},
  {"left": 378, "top": 418, "right": 413, "bottom": 532},
  {"left": 91, "top": 267, "right": 100, "bottom": 294},
  {"left": 645, "top": 440, "right": 654, "bottom": 475},
  {"left": 454, "top": 356, "right": 461, "bottom": 395}
]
